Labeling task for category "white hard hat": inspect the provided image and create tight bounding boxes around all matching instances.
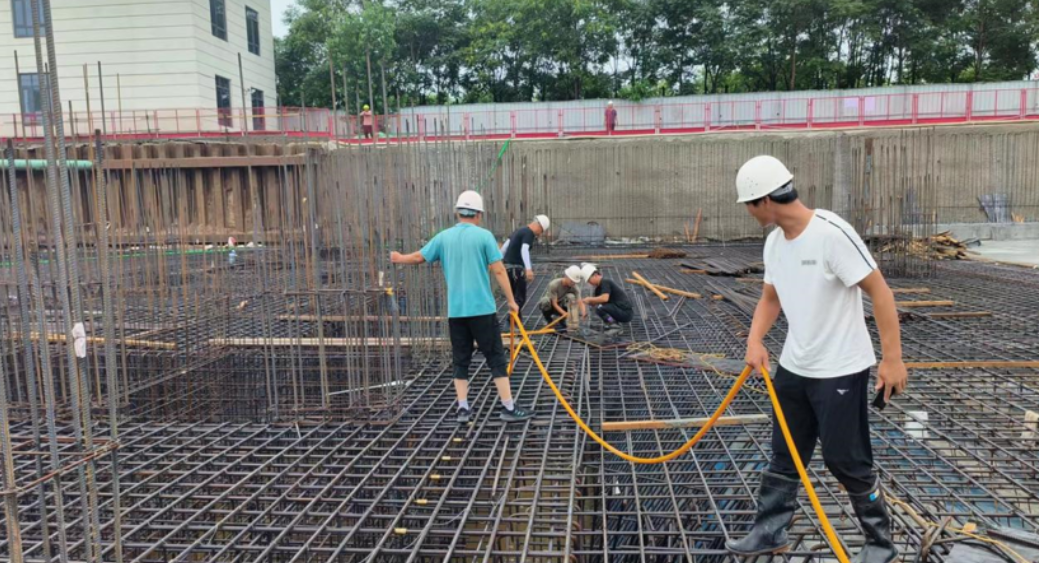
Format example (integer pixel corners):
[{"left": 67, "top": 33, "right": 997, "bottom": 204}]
[
  {"left": 736, "top": 155, "right": 793, "bottom": 203},
  {"left": 580, "top": 263, "right": 598, "bottom": 282},
  {"left": 535, "top": 214, "right": 550, "bottom": 230},
  {"left": 455, "top": 190, "right": 485, "bottom": 213},
  {"left": 565, "top": 265, "right": 583, "bottom": 283}
]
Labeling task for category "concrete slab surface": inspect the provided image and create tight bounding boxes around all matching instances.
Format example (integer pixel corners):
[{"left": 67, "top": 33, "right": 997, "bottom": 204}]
[{"left": 969, "top": 239, "right": 1039, "bottom": 267}]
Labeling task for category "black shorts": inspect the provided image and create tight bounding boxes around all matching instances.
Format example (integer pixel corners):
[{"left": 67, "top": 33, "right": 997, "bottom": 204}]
[{"left": 448, "top": 313, "right": 508, "bottom": 380}]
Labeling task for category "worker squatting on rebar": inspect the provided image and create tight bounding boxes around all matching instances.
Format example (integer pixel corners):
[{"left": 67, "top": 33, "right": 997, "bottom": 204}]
[
  {"left": 537, "top": 265, "right": 588, "bottom": 333},
  {"left": 499, "top": 214, "right": 550, "bottom": 311},
  {"left": 727, "top": 155, "right": 910, "bottom": 563},
  {"left": 391, "top": 190, "right": 536, "bottom": 425},
  {"left": 580, "top": 264, "right": 634, "bottom": 335}
]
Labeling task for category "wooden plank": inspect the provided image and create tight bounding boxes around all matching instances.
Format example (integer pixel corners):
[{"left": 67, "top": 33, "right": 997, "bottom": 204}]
[
  {"left": 210, "top": 337, "right": 446, "bottom": 347},
  {"left": 573, "top": 254, "right": 650, "bottom": 260},
  {"left": 102, "top": 155, "right": 306, "bottom": 170},
  {"left": 278, "top": 314, "right": 446, "bottom": 322},
  {"left": 692, "top": 208, "right": 702, "bottom": 243},
  {"left": 905, "top": 361, "right": 1039, "bottom": 369},
  {"left": 631, "top": 271, "right": 669, "bottom": 301},
  {"left": 16, "top": 333, "right": 176, "bottom": 350},
  {"left": 895, "top": 300, "right": 955, "bottom": 307},
  {"left": 602, "top": 414, "right": 769, "bottom": 432},
  {"left": 209, "top": 332, "right": 556, "bottom": 348},
  {"left": 681, "top": 268, "right": 708, "bottom": 274},
  {"left": 891, "top": 288, "right": 931, "bottom": 294},
  {"left": 736, "top": 277, "right": 764, "bottom": 283},
  {"left": 926, "top": 312, "right": 992, "bottom": 319},
  {"left": 625, "top": 278, "right": 702, "bottom": 299}
]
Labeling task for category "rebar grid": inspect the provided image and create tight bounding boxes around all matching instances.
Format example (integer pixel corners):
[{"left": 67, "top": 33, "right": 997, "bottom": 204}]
[{"left": 0, "top": 248, "right": 1037, "bottom": 561}]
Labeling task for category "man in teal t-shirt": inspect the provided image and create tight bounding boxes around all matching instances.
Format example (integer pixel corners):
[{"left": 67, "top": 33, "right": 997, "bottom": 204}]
[{"left": 391, "top": 190, "right": 535, "bottom": 424}]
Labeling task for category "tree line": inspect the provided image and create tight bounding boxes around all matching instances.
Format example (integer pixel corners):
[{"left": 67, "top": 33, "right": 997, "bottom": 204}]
[{"left": 275, "top": 0, "right": 1039, "bottom": 112}]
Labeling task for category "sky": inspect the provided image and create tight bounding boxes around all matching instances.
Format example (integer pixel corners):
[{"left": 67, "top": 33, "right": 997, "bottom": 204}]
[{"left": 270, "top": 0, "right": 297, "bottom": 38}]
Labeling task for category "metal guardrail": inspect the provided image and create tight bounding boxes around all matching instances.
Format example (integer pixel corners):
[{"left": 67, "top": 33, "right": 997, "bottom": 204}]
[{"left": 4, "top": 86, "right": 1039, "bottom": 143}]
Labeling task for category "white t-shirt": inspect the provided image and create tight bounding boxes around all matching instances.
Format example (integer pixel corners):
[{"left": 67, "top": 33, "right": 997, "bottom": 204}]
[{"left": 763, "top": 209, "right": 878, "bottom": 378}]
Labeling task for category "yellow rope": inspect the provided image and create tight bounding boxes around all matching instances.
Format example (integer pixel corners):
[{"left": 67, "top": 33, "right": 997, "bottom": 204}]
[{"left": 507, "top": 312, "right": 851, "bottom": 563}]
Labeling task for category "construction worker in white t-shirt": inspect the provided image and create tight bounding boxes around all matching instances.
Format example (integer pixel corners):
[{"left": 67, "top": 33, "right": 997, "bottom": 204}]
[{"left": 725, "top": 156, "right": 908, "bottom": 563}]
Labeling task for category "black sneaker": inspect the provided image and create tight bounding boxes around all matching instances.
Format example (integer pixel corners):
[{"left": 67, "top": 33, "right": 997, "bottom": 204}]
[
  {"left": 457, "top": 407, "right": 471, "bottom": 424},
  {"left": 499, "top": 406, "right": 535, "bottom": 422}
]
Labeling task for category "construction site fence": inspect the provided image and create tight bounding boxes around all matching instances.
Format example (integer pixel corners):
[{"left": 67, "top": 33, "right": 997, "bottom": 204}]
[{"left": 5, "top": 85, "right": 1039, "bottom": 143}]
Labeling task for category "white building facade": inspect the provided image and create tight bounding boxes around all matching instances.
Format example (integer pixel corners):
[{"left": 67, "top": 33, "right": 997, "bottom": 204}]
[{"left": 0, "top": 0, "right": 277, "bottom": 138}]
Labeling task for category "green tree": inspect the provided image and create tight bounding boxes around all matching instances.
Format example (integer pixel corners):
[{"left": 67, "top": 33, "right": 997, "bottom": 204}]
[
  {"left": 273, "top": 0, "right": 1039, "bottom": 110},
  {"left": 963, "top": 0, "right": 1039, "bottom": 81}
]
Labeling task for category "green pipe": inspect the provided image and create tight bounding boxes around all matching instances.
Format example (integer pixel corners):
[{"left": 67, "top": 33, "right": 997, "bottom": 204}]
[{"left": 0, "top": 159, "right": 94, "bottom": 170}]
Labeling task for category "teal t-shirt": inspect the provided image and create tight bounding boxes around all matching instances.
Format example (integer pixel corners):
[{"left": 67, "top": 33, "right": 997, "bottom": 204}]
[{"left": 421, "top": 223, "right": 503, "bottom": 318}]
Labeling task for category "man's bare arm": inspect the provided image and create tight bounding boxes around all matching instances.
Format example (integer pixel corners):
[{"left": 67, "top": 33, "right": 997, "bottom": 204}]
[
  {"left": 390, "top": 251, "right": 426, "bottom": 265},
  {"left": 745, "top": 283, "right": 781, "bottom": 373},
  {"left": 859, "top": 269, "right": 908, "bottom": 401},
  {"left": 489, "top": 261, "right": 519, "bottom": 314},
  {"left": 583, "top": 293, "right": 609, "bottom": 305}
]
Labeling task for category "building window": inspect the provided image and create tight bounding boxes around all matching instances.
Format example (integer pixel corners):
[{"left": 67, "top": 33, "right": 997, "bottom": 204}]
[
  {"left": 251, "top": 89, "right": 265, "bottom": 131},
  {"left": 11, "top": 0, "right": 45, "bottom": 38},
  {"left": 246, "top": 7, "right": 260, "bottom": 55},
  {"left": 19, "top": 73, "right": 48, "bottom": 122},
  {"left": 215, "top": 75, "right": 232, "bottom": 128},
  {"left": 210, "top": 0, "right": 226, "bottom": 40}
]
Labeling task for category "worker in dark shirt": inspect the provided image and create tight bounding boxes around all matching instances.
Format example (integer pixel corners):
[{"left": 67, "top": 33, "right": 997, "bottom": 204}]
[
  {"left": 499, "top": 215, "right": 550, "bottom": 311},
  {"left": 581, "top": 264, "right": 633, "bottom": 333}
]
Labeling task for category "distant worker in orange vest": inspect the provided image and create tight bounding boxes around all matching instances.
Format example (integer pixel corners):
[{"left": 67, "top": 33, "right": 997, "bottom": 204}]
[
  {"left": 605, "top": 101, "right": 618, "bottom": 135},
  {"left": 361, "top": 104, "right": 374, "bottom": 139}
]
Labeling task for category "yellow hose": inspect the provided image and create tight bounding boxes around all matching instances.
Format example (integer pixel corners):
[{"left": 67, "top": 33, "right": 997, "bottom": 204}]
[{"left": 508, "top": 312, "right": 850, "bottom": 563}]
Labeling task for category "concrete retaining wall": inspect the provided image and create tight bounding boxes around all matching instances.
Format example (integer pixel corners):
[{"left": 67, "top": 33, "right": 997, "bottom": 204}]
[{"left": 479, "top": 122, "right": 1039, "bottom": 241}]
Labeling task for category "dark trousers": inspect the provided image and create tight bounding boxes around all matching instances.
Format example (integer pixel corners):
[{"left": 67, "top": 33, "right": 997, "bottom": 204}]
[
  {"left": 769, "top": 364, "right": 875, "bottom": 495},
  {"left": 506, "top": 266, "right": 528, "bottom": 310},
  {"left": 595, "top": 303, "right": 633, "bottom": 323},
  {"left": 542, "top": 306, "right": 567, "bottom": 323},
  {"left": 449, "top": 313, "right": 508, "bottom": 380}
]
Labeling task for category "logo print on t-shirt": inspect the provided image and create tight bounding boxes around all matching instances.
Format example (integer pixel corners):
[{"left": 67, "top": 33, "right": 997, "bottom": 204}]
[
  {"left": 837, "top": 389, "right": 848, "bottom": 395},
  {"left": 801, "top": 259, "right": 817, "bottom": 266}
]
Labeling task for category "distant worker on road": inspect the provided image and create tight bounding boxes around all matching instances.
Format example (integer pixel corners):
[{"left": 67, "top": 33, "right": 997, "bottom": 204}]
[
  {"left": 605, "top": 101, "right": 618, "bottom": 135},
  {"left": 500, "top": 215, "right": 550, "bottom": 312},
  {"left": 390, "top": 190, "right": 534, "bottom": 425},
  {"left": 580, "top": 263, "right": 633, "bottom": 335},
  {"left": 537, "top": 266, "right": 586, "bottom": 332},
  {"left": 726, "top": 155, "right": 907, "bottom": 563},
  {"left": 361, "top": 104, "right": 374, "bottom": 139}
]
